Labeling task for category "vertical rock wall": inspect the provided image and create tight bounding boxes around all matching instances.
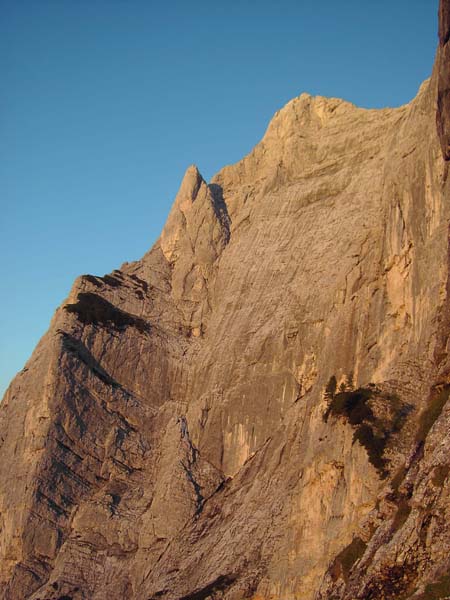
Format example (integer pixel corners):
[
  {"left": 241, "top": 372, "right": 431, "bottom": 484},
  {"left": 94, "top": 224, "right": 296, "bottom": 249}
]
[{"left": 0, "top": 4, "right": 449, "bottom": 599}]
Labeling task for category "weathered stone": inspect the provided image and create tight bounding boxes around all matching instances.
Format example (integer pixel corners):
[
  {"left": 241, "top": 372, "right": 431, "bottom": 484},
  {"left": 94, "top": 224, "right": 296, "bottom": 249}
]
[
  {"left": 0, "top": 3, "right": 450, "bottom": 599},
  {"left": 438, "top": 0, "right": 450, "bottom": 160}
]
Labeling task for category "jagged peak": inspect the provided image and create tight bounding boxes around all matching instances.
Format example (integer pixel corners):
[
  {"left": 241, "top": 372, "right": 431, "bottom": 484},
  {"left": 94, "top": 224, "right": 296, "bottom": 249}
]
[
  {"left": 211, "top": 79, "right": 434, "bottom": 204},
  {"left": 159, "top": 163, "right": 230, "bottom": 266},
  {"left": 159, "top": 165, "right": 207, "bottom": 262},
  {"left": 262, "top": 89, "right": 406, "bottom": 142},
  {"left": 176, "top": 164, "right": 205, "bottom": 208}
]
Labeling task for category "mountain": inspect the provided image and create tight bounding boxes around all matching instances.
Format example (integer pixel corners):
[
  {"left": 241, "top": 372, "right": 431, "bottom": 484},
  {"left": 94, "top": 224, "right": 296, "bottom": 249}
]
[{"left": 1, "top": 3, "right": 449, "bottom": 599}]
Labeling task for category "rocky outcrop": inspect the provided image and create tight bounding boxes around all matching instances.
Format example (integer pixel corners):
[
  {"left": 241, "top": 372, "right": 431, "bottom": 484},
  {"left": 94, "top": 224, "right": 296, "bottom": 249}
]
[
  {"left": 438, "top": 0, "right": 450, "bottom": 160},
  {"left": 0, "top": 3, "right": 450, "bottom": 599}
]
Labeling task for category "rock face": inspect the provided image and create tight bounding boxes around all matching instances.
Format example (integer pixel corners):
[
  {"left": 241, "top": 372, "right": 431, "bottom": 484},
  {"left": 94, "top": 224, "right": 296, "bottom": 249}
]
[
  {"left": 1, "top": 3, "right": 450, "bottom": 599},
  {"left": 438, "top": 0, "right": 450, "bottom": 160}
]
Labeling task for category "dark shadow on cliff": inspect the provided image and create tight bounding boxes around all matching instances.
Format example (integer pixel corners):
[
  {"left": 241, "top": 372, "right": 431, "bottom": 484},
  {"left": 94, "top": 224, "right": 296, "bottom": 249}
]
[
  {"left": 59, "top": 330, "right": 125, "bottom": 390},
  {"left": 64, "top": 292, "right": 151, "bottom": 334},
  {"left": 209, "top": 183, "right": 231, "bottom": 244}
]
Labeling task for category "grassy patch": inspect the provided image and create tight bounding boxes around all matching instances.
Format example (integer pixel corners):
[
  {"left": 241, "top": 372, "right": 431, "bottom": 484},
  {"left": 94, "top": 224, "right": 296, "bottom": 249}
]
[
  {"left": 323, "top": 378, "right": 409, "bottom": 477},
  {"left": 325, "top": 387, "right": 374, "bottom": 424},
  {"left": 324, "top": 375, "right": 337, "bottom": 401}
]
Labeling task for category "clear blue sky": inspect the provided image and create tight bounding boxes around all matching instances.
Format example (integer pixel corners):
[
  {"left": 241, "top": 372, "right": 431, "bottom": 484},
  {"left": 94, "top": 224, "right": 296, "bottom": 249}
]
[{"left": 0, "top": 0, "right": 439, "bottom": 397}]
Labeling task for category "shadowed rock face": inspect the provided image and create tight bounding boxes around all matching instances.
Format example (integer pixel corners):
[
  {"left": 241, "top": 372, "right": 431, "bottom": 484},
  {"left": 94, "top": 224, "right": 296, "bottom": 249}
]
[
  {"left": 1, "top": 3, "right": 450, "bottom": 600},
  {"left": 438, "top": 0, "right": 450, "bottom": 160}
]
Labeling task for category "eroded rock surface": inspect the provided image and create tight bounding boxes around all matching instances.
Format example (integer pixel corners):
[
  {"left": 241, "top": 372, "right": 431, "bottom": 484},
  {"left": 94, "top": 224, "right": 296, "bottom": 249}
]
[
  {"left": 1, "top": 3, "right": 450, "bottom": 599},
  {"left": 438, "top": 0, "right": 450, "bottom": 159}
]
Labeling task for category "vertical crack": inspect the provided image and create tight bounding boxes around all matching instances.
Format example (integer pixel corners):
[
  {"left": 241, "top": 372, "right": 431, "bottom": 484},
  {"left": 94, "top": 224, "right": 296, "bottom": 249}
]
[{"left": 178, "top": 416, "right": 204, "bottom": 516}]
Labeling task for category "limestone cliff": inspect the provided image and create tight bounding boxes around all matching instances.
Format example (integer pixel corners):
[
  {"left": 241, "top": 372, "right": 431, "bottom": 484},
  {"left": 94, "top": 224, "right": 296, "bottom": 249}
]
[
  {"left": 438, "top": 0, "right": 450, "bottom": 159},
  {"left": 1, "top": 3, "right": 450, "bottom": 599}
]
